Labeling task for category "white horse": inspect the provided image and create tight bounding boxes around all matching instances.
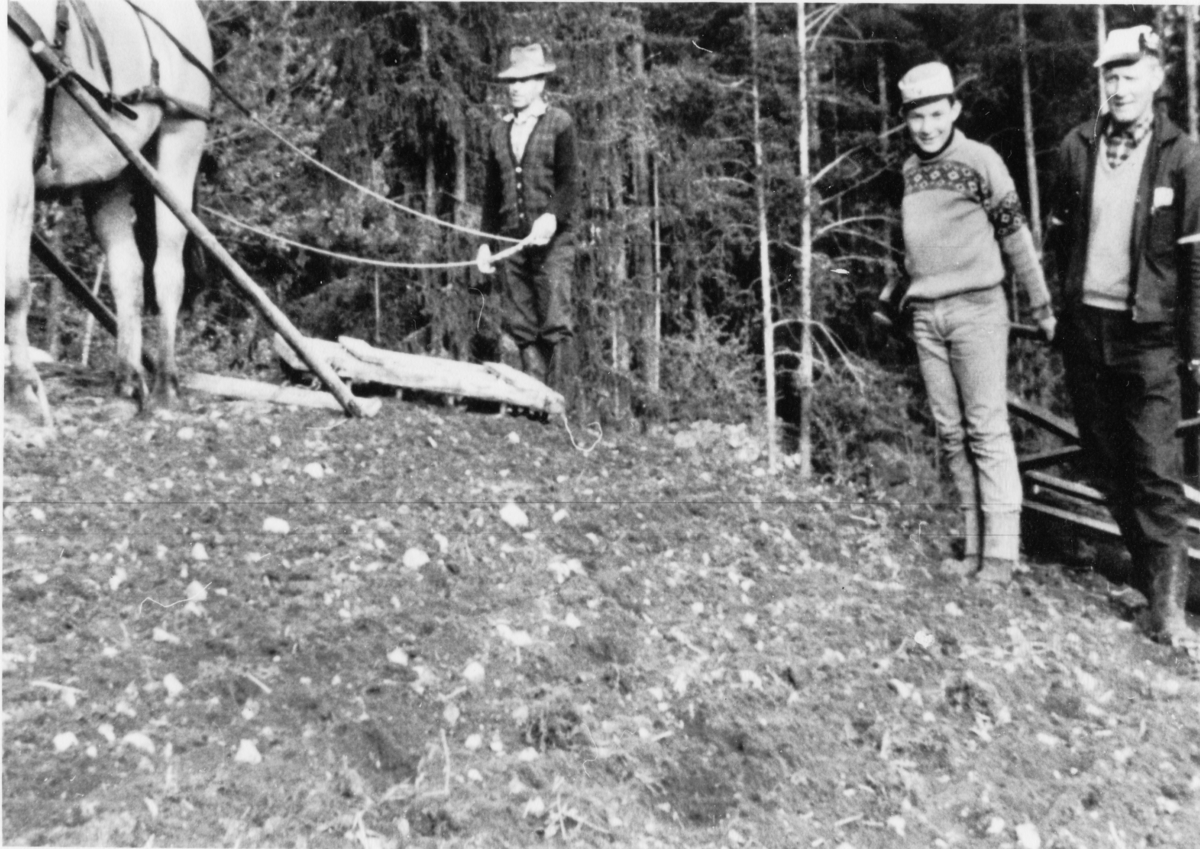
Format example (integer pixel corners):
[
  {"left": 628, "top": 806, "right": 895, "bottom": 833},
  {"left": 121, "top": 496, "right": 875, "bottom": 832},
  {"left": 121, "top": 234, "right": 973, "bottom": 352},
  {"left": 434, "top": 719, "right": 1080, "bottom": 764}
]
[{"left": 6, "top": 0, "right": 212, "bottom": 424}]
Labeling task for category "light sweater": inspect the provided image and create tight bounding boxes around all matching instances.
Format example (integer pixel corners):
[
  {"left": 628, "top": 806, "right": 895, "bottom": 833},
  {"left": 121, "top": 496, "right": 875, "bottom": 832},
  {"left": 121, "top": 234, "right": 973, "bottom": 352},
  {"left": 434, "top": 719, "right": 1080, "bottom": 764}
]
[
  {"left": 902, "top": 130, "right": 1051, "bottom": 315},
  {"left": 1081, "top": 132, "right": 1151, "bottom": 311}
]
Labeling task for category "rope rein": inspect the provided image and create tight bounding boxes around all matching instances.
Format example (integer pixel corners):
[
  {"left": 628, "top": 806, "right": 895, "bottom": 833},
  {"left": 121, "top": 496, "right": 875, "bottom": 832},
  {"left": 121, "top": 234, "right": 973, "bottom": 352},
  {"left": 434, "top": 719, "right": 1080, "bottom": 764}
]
[
  {"left": 123, "top": 0, "right": 521, "bottom": 247},
  {"left": 559, "top": 413, "right": 602, "bottom": 455},
  {"left": 227, "top": 119, "right": 522, "bottom": 245},
  {"left": 201, "top": 205, "right": 531, "bottom": 271}
]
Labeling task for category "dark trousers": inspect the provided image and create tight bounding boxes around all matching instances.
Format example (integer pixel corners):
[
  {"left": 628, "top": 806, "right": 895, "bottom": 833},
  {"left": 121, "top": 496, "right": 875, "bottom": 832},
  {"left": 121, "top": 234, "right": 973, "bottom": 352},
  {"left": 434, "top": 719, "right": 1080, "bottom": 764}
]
[
  {"left": 499, "top": 233, "right": 575, "bottom": 347},
  {"left": 1061, "top": 305, "right": 1188, "bottom": 556}
]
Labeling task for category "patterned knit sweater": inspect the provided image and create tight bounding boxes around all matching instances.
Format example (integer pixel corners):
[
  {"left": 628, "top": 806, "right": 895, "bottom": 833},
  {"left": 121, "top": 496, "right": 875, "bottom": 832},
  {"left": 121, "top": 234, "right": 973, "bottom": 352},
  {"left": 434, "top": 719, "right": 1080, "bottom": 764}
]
[{"left": 902, "top": 130, "right": 1051, "bottom": 315}]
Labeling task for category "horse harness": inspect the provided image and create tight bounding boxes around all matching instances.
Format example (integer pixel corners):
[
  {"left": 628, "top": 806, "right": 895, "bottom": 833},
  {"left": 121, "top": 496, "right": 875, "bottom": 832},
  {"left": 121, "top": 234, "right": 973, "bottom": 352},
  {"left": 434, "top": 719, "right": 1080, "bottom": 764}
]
[{"left": 8, "top": 0, "right": 214, "bottom": 170}]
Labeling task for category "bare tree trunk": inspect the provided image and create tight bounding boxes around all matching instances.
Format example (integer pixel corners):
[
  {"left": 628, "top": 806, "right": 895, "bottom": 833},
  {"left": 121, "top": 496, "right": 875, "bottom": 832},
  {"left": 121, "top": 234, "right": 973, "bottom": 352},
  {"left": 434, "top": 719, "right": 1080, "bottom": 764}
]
[
  {"left": 45, "top": 276, "right": 64, "bottom": 360},
  {"left": 455, "top": 119, "right": 469, "bottom": 293},
  {"left": 454, "top": 131, "right": 467, "bottom": 230},
  {"left": 1096, "top": 6, "right": 1107, "bottom": 113},
  {"left": 80, "top": 258, "right": 105, "bottom": 367},
  {"left": 877, "top": 55, "right": 889, "bottom": 155},
  {"left": 420, "top": 18, "right": 436, "bottom": 299},
  {"left": 1018, "top": 4, "right": 1042, "bottom": 246},
  {"left": 795, "top": 1, "right": 813, "bottom": 480},
  {"left": 877, "top": 53, "right": 900, "bottom": 326},
  {"left": 1188, "top": 3, "right": 1199, "bottom": 142},
  {"left": 650, "top": 156, "right": 663, "bottom": 397},
  {"left": 751, "top": 2, "right": 778, "bottom": 473},
  {"left": 1184, "top": 4, "right": 1200, "bottom": 476},
  {"left": 608, "top": 40, "right": 631, "bottom": 420},
  {"left": 630, "top": 30, "right": 658, "bottom": 394},
  {"left": 373, "top": 270, "right": 382, "bottom": 346}
]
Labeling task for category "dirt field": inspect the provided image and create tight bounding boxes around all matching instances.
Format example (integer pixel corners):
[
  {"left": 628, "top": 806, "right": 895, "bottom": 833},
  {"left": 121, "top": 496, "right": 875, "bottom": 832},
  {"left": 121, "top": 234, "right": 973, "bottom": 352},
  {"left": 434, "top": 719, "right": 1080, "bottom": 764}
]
[{"left": 4, "top": 370, "right": 1199, "bottom": 848}]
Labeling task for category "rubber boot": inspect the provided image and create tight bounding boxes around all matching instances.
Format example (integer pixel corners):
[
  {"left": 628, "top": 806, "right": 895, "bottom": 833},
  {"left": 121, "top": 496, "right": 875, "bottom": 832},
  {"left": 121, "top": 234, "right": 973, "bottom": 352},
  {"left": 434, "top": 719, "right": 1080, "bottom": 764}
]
[
  {"left": 546, "top": 337, "right": 576, "bottom": 391},
  {"left": 1147, "top": 547, "right": 1197, "bottom": 647},
  {"left": 552, "top": 338, "right": 585, "bottom": 416},
  {"left": 520, "top": 344, "right": 548, "bottom": 385},
  {"left": 498, "top": 333, "right": 522, "bottom": 371}
]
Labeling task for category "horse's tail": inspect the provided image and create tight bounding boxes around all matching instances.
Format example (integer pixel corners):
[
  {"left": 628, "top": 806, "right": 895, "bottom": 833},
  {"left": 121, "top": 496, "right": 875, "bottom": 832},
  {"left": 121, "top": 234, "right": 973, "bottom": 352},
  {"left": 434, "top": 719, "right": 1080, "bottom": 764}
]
[
  {"left": 131, "top": 137, "right": 211, "bottom": 314},
  {"left": 181, "top": 226, "right": 209, "bottom": 312}
]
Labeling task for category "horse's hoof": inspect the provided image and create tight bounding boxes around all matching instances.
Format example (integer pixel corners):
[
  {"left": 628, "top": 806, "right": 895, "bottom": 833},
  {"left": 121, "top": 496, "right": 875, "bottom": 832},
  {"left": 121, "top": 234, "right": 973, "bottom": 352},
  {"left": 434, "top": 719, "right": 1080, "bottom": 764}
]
[
  {"left": 115, "top": 370, "right": 152, "bottom": 409},
  {"left": 5, "top": 374, "right": 54, "bottom": 428},
  {"left": 149, "top": 373, "right": 181, "bottom": 410}
]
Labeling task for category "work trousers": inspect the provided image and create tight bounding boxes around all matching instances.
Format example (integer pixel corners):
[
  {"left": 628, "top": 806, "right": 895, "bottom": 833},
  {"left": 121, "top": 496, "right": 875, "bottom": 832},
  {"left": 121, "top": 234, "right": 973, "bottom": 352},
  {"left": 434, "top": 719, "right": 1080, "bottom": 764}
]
[
  {"left": 1060, "top": 305, "right": 1188, "bottom": 557},
  {"left": 912, "top": 286, "right": 1023, "bottom": 561},
  {"left": 499, "top": 233, "right": 575, "bottom": 347}
]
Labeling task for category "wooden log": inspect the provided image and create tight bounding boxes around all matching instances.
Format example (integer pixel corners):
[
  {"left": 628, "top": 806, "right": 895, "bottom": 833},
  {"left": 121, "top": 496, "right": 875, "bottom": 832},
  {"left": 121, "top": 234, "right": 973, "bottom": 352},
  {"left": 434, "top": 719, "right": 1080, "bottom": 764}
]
[
  {"left": 1024, "top": 499, "right": 1200, "bottom": 606},
  {"left": 1025, "top": 470, "right": 1104, "bottom": 505},
  {"left": 337, "top": 336, "right": 565, "bottom": 414},
  {"left": 30, "top": 47, "right": 366, "bottom": 418},
  {"left": 1017, "top": 417, "right": 1200, "bottom": 471},
  {"left": 1008, "top": 395, "right": 1079, "bottom": 442},
  {"left": 273, "top": 334, "right": 402, "bottom": 387},
  {"left": 1018, "top": 445, "right": 1083, "bottom": 472},
  {"left": 1026, "top": 470, "right": 1200, "bottom": 532},
  {"left": 184, "top": 373, "right": 381, "bottom": 416}
]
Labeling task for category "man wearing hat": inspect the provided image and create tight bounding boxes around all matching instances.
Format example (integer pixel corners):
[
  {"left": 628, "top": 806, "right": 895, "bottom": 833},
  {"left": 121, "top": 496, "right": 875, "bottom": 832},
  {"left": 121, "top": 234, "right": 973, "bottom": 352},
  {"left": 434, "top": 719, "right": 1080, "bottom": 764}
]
[
  {"left": 1048, "top": 26, "right": 1200, "bottom": 648},
  {"left": 476, "top": 42, "right": 579, "bottom": 398},
  {"left": 894, "top": 61, "right": 1055, "bottom": 583}
]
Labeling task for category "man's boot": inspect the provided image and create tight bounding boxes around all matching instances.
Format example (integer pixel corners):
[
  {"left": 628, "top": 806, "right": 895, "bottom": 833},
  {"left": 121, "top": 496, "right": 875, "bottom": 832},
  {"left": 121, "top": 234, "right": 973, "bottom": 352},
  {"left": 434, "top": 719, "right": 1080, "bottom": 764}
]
[
  {"left": 545, "top": 337, "right": 578, "bottom": 411},
  {"left": 1147, "top": 547, "right": 1197, "bottom": 646},
  {"left": 544, "top": 338, "right": 569, "bottom": 389},
  {"left": 520, "top": 344, "right": 548, "bottom": 385},
  {"left": 498, "top": 333, "right": 522, "bottom": 371}
]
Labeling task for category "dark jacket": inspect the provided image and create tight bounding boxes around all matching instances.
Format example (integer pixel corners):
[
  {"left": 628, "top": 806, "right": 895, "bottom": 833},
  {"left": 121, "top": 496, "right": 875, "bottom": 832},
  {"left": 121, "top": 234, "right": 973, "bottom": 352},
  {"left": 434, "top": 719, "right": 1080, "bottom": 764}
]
[
  {"left": 1047, "top": 109, "right": 1200, "bottom": 356},
  {"left": 482, "top": 105, "right": 578, "bottom": 240}
]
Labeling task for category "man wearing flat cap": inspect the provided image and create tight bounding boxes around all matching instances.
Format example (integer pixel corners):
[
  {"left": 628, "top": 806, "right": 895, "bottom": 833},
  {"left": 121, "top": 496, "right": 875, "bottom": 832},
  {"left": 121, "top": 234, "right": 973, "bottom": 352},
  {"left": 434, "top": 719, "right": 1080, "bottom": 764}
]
[
  {"left": 893, "top": 61, "right": 1054, "bottom": 584},
  {"left": 1047, "top": 26, "right": 1200, "bottom": 648},
  {"left": 477, "top": 41, "right": 579, "bottom": 399}
]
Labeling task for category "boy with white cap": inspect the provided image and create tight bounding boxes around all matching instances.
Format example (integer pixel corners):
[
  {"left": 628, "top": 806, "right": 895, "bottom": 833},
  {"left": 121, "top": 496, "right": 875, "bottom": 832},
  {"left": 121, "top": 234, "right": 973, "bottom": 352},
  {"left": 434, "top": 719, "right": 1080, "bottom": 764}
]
[
  {"left": 895, "top": 61, "right": 1055, "bottom": 582},
  {"left": 1048, "top": 26, "right": 1200, "bottom": 648},
  {"left": 476, "top": 41, "right": 579, "bottom": 397}
]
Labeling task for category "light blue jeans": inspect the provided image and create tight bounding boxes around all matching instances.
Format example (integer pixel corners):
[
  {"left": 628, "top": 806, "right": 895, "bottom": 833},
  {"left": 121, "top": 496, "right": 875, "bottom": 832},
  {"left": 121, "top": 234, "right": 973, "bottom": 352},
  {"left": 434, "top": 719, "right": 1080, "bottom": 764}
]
[{"left": 911, "top": 286, "right": 1022, "bottom": 562}]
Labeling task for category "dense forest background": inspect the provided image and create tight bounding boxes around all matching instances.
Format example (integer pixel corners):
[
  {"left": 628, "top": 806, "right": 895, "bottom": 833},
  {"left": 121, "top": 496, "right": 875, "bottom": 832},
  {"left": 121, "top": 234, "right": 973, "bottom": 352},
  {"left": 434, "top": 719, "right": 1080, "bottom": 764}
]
[{"left": 28, "top": 3, "right": 1200, "bottom": 479}]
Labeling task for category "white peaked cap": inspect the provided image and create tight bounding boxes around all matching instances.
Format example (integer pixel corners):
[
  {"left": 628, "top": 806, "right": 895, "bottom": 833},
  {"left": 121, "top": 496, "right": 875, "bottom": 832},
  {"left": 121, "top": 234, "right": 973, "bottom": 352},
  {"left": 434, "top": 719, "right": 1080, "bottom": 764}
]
[
  {"left": 1095, "top": 26, "right": 1161, "bottom": 68},
  {"left": 898, "top": 62, "right": 955, "bottom": 108}
]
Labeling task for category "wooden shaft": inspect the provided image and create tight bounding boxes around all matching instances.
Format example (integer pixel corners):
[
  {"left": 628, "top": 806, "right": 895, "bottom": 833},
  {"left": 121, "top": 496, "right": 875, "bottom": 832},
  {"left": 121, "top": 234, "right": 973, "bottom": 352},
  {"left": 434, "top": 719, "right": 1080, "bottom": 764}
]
[{"left": 34, "top": 44, "right": 365, "bottom": 418}]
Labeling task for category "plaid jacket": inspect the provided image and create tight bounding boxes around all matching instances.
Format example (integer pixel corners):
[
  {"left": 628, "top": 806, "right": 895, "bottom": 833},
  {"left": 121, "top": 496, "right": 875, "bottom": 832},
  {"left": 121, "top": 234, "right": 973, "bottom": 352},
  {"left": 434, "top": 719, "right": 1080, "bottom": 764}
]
[{"left": 482, "top": 106, "right": 578, "bottom": 239}]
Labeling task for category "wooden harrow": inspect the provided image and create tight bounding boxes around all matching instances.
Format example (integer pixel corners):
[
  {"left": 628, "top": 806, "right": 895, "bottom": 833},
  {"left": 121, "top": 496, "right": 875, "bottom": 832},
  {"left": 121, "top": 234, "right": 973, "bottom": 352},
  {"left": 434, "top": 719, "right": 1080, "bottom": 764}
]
[{"left": 1009, "top": 385, "right": 1200, "bottom": 607}]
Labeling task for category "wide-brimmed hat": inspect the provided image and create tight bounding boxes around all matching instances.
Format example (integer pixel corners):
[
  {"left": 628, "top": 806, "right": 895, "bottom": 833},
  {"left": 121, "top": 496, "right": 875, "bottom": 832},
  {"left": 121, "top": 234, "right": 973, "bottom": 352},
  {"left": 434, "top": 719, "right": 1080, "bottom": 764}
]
[
  {"left": 898, "top": 62, "right": 956, "bottom": 111},
  {"left": 1095, "top": 25, "right": 1161, "bottom": 68},
  {"left": 497, "top": 43, "right": 556, "bottom": 80}
]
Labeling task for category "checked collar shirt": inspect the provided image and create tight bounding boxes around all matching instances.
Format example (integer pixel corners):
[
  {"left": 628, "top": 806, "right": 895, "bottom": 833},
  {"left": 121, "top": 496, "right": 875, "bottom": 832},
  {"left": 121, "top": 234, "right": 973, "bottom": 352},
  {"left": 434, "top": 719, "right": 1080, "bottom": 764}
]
[{"left": 1103, "top": 109, "right": 1153, "bottom": 169}]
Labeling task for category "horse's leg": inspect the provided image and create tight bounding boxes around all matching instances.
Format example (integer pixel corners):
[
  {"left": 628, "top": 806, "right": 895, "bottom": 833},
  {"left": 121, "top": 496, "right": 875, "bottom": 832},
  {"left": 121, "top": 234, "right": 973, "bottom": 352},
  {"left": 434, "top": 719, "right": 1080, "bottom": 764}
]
[
  {"left": 5, "top": 64, "right": 52, "bottom": 426},
  {"left": 147, "top": 120, "right": 207, "bottom": 407},
  {"left": 83, "top": 178, "right": 150, "bottom": 405},
  {"left": 4, "top": 173, "right": 53, "bottom": 427}
]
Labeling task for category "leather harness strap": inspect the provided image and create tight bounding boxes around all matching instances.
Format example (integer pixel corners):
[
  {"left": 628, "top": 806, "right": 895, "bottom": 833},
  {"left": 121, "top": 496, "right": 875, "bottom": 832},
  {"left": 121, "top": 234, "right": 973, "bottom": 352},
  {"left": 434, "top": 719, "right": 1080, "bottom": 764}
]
[
  {"left": 8, "top": 0, "right": 212, "bottom": 127},
  {"left": 123, "top": 0, "right": 247, "bottom": 118},
  {"left": 68, "top": 0, "right": 115, "bottom": 93}
]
